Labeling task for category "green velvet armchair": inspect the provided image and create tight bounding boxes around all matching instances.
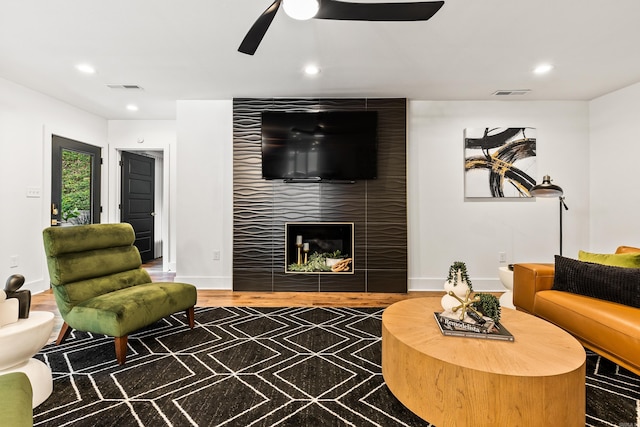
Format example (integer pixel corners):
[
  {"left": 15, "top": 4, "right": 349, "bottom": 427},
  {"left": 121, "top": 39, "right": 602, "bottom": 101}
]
[{"left": 42, "top": 223, "right": 197, "bottom": 365}]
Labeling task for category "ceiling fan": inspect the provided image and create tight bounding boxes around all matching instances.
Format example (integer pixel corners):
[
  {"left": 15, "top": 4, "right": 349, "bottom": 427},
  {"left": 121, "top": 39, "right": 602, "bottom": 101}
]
[{"left": 238, "top": 0, "right": 445, "bottom": 55}]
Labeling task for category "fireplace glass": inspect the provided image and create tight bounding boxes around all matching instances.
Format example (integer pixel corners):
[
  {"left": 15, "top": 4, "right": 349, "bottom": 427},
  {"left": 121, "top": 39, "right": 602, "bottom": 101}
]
[{"left": 285, "top": 222, "right": 354, "bottom": 274}]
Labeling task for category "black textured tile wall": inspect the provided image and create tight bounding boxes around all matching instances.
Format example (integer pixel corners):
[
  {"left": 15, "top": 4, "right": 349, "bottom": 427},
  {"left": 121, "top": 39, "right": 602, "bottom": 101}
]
[{"left": 233, "top": 98, "right": 407, "bottom": 292}]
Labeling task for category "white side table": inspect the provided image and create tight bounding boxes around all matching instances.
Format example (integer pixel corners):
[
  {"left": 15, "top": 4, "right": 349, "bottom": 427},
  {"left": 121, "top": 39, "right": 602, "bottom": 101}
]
[
  {"left": 498, "top": 266, "right": 515, "bottom": 309},
  {"left": 0, "top": 311, "right": 54, "bottom": 407}
]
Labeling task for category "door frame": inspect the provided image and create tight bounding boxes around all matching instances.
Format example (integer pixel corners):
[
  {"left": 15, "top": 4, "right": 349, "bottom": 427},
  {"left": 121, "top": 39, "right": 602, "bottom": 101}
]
[
  {"left": 120, "top": 151, "right": 156, "bottom": 263},
  {"left": 51, "top": 135, "right": 102, "bottom": 225},
  {"left": 116, "top": 149, "right": 167, "bottom": 266}
]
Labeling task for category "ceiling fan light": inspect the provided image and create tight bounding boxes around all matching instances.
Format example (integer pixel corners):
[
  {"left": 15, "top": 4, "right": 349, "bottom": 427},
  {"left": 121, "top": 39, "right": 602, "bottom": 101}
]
[
  {"left": 282, "top": 0, "right": 319, "bottom": 20},
  {"left": 76, "top": 63, "right": 96, "bottom": 74},
  {"left": 304, "top": 64, "right": 320, "bottom": 75},
  {"left": 533, "top": 63, "right": 554, "bottom": 75}
]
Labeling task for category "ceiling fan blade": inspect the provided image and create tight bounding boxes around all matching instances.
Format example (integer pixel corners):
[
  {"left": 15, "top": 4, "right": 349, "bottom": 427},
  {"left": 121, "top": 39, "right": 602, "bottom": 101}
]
[
  {"left": 238, "top": 0, "right": 282, "bottom": 55},
  {"left": 315, "top": 0, "right": 444, "bottom": 21}
]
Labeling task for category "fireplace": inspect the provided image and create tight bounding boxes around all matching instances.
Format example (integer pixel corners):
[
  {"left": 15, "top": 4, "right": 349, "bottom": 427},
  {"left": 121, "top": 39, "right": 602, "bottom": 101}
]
[
  {"left": 233, "top": 98, "right": 407, "bottom": 292},
  {"left": 285, "top": 223, "right": 354, "bottom": 274}
]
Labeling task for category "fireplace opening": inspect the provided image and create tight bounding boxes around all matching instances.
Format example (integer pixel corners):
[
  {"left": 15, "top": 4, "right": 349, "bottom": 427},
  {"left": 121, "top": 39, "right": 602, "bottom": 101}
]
[{"left": 285, "top": 222, "right": 354, "bottom": 274}]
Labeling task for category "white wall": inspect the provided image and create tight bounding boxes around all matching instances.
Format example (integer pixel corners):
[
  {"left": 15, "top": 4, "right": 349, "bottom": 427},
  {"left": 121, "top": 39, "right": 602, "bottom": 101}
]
[
  {"left": 174, "top": 101, "right": 233, "bottom": 288},
  {"left": 407, "top": 101, "right": 590, "bottom": 291},
  {"left": 170, "top": 99, "right": 591, "bottom": 292},
  {"left": 107, "top": 120, "right": 176, "bottom": 270},
  {"left": 589, "top": 82, "right": 640, "bottom": 252},
  {"left": 3, "top": 73, "right": 636, "bottom": 294},
  {"left": 0, "top": 77, "right": 107, "bottom": 293}
]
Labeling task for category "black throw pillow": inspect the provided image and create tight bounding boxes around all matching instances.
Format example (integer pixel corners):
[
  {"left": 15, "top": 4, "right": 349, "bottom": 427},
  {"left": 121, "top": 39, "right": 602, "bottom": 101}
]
[{"left": 553, "top": 255, "right": 640, "bottom": 308}]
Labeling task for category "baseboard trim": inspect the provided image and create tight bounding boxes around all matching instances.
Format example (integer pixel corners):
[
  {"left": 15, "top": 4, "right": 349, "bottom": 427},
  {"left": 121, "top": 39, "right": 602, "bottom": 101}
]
[
  {"left": 409, "top": 277, "right": 505, "bottom": 292},
  {"left": 173, "top": 275, "right": 232, "bottom": 289}
]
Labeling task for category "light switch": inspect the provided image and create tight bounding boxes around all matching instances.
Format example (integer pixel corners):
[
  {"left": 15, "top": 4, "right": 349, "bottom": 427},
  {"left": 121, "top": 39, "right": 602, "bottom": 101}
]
[{"left": 26, "top": 187, "right": 41, "bottom": 198}]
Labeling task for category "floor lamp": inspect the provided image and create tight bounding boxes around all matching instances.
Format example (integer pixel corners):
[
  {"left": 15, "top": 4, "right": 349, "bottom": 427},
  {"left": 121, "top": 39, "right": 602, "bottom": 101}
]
[{"left": 530, "top": 175, "right": 569, "bottom": 256}]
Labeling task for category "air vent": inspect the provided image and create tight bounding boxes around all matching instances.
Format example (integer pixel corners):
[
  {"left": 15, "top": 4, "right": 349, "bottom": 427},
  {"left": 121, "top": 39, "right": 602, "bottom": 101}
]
[
  {"left": 492, "top": 89, "right": 531, "bottom": 96},
  {"left": 106, "top": 84, "right": 144, "bottom": 90}
]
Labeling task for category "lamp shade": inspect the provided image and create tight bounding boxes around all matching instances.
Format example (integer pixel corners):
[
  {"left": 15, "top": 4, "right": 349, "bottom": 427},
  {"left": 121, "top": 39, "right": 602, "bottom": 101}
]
[{"left": 530, "top": 175, "right": 563, "bottom": 197}]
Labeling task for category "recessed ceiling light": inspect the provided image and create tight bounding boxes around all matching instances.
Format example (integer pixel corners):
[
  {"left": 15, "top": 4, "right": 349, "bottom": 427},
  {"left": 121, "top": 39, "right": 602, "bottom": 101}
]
[
  {"left": 126, "top": 104, "right": 139, "bottom": 111},
  {"left": 304, "top": 64, "right": 321, "bottom": 76},
  {"left": 533, "top": 63, "right": 554, "bottom": 75},
  {"left": 76, "top": 63, "right": 96, "bottom": 74},
  {"left": 282, "top": 0, "right": 319, "bottom": 20}
]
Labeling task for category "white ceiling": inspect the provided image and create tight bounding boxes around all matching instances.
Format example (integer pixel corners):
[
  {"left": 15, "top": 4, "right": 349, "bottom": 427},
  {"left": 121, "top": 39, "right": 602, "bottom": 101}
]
[{"left": 2, "top": 0, "right": 639, "bottom": 120}]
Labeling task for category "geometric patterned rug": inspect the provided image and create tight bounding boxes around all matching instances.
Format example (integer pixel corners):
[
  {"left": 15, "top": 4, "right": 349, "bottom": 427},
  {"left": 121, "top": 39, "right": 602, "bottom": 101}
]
[
  {"left": 584, "top": 348, "right": 639, "bottom": 427},
  {"left": 33, "top": 307, "right": 639, "bottom": 427}
]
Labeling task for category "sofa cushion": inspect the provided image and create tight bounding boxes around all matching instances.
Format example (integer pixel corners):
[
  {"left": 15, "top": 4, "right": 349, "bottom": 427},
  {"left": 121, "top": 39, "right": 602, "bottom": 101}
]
[
  {"left": 616, "top": 246, "right": 640, "bottom": 254},
  {"left": 46, "top": 246, "right": 143, "bottom": 286},
  {"left": 65, "top": 281, "right": 197, "bottom": 337},
  {"left": 533, "top": 289, "right": 640, "bottom": 374},
  {"left": 578, "top": 250, "right": 640, "bottom": 268},
  {"left": 43, "top": 223, "right": 135, "bottom": 256},
  {"left": 553, "top": 255, "right": 640, "bottom": 308},
  {"left": 52, "top": 268, "right": 152, "bottom": 317}
]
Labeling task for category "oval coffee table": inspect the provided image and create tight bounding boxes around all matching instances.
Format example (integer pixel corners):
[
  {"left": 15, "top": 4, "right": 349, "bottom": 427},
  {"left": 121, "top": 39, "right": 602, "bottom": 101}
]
[{"left": 382, "top": 298, "right": 585, "bottom": 426}]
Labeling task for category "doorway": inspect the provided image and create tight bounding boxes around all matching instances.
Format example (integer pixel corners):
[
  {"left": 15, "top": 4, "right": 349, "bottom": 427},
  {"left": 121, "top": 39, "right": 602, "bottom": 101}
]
[
  {"left": 51, "top": 135, "right": 101, "bottom": 226},
  {"left": 120, "top": 151, "right": 156, "bottom": 263}
]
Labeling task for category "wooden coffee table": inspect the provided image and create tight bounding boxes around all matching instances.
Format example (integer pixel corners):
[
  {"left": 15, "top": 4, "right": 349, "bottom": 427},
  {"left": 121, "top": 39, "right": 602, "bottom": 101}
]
[{"left": 382, "top": 298, "right": 586, "bottom": 426}]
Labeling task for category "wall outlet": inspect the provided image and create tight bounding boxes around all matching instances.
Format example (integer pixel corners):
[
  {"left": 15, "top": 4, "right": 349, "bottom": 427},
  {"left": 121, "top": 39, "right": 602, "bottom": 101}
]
[
  {"left": 499, "top": 252, "right": 507, "bottom": 263},
  {"left": 213, "top": 251, "right": 221, "bottom": 261},
  {"left": 9, "top": 255, "right": 19, "bottom": 268}
]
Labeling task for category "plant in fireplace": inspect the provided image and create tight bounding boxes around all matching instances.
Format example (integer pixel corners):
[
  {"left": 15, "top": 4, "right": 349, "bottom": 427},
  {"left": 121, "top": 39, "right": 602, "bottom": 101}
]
[{"left": 286, "top": 223, "right": 354, "bottom": 274}]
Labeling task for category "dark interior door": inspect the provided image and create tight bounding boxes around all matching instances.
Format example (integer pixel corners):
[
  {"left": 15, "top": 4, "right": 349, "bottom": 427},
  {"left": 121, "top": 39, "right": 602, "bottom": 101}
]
[{"left": 121, "top": 152, "right": 155, "bottom": 263}]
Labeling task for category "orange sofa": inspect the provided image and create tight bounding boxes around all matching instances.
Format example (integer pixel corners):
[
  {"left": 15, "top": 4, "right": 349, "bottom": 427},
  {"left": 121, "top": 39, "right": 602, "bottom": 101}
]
[{"left": 513, "top": 246, "right": 640, "bottom": 376}]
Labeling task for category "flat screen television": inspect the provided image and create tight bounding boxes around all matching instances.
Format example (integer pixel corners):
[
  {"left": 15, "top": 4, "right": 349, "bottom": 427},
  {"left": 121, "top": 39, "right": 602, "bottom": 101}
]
[{"left": 261, "top": 110, "right": 378, "bottom": 182}]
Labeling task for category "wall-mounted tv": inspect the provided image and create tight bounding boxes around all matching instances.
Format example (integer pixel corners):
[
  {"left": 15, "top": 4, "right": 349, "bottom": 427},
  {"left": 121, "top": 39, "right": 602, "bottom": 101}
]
[{"left": 261, "top": 110, "right": 378, "bottom": 182}]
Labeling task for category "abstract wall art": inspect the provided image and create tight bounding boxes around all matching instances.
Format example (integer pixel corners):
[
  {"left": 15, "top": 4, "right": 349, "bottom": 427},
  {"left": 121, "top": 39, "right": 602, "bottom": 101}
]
[{"left": 464, "top": 127, "right": 537, "bottom": 198}]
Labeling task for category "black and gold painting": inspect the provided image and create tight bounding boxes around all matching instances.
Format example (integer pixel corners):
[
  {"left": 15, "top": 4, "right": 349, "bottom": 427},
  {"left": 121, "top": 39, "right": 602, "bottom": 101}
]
[{"left": 464, "top": 127, "right": 536, "bottom": 198}]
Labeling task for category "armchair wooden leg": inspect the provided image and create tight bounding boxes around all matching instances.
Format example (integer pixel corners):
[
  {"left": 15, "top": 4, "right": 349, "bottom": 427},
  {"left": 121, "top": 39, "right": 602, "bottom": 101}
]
[
  {"left": 186, "top": 306, "right": 195, "bottom": 328},
  {"left": 56, "top": 322, "right": 73, "bottom": 345},
  {"left": 115, "top": 336, "right": 128, "bottom": 365}
]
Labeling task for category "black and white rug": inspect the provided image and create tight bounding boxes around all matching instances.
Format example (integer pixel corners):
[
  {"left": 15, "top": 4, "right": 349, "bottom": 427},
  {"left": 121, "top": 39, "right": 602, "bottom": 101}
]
[{"left": 33, "top": 307, "right": 639, "bottom": 427}]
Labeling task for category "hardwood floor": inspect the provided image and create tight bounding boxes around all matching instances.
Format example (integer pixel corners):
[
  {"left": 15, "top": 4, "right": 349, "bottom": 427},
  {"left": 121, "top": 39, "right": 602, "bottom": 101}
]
[{"left": 32, "top": 258, "right": 439, "bottom": 344}]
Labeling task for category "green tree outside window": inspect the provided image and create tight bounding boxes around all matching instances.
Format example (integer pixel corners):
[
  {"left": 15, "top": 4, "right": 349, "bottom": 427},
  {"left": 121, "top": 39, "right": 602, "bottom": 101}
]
[{"left": 61, "top": 150, "right": 91, "bottom": 223}]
